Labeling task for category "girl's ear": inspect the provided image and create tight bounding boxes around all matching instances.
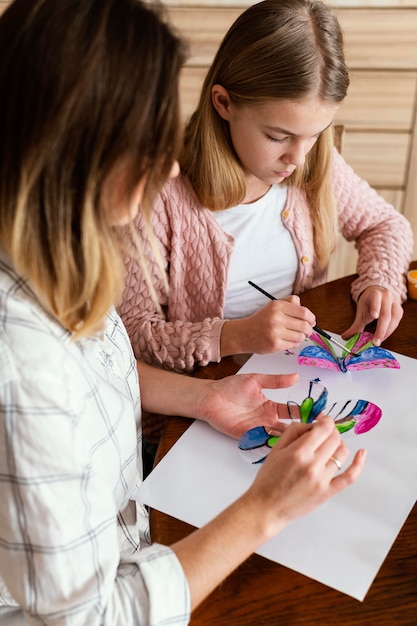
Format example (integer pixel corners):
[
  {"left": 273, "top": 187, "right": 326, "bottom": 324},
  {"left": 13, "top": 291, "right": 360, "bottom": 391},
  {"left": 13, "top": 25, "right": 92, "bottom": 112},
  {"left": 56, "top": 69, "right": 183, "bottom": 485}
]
[{"left": 211, "top": 84, "right": 232, "bottom": 121}]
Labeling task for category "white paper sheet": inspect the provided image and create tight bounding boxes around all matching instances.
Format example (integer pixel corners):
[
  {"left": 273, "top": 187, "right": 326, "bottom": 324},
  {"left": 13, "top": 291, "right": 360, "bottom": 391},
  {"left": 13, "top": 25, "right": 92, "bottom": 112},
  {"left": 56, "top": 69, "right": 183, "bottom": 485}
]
[{"left": 134, "top": 338, "right": 417, "bottom": 600}]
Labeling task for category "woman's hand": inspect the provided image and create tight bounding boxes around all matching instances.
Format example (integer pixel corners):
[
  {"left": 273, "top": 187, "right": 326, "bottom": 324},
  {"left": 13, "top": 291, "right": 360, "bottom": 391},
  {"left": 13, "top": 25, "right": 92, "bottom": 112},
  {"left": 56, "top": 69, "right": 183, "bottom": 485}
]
[
  {"left": 195, "top": 371, "right": 298, "bottom": 438},
  {"left": 246, "top": 415, "right": 366, "bottom": 538},
  {"left": 137, "top": 361, "right": 298, "bottom": 439},
  {"left": 172, "top": 415, "right": 366, "bottom": 611},
  {"left": 220, "top": 295, "right": 316, "bottom": 356},
  {"left": 341, "top": 286, "right": 403, "bottom": 345}
]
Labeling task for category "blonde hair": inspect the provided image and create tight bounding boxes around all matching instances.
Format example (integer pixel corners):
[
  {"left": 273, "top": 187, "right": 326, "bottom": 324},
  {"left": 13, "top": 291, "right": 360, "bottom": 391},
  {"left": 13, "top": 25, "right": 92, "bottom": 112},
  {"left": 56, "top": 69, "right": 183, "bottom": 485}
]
[
  {"left": 0, "top": 0, "right": 185, "bottom": 337},
  {"left": 181, "top": 0, "right": 348, "bottom": 267}
]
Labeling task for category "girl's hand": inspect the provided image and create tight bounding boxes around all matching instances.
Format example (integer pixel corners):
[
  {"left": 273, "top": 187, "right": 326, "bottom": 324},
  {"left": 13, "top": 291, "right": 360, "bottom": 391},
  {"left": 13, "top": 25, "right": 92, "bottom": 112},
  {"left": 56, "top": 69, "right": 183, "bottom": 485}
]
[
  {"left": 221, "top": 295, "right": 316, "bottom": 356},
  {"left": 341, "top": 286, "right": 403, "bottom": 345}
]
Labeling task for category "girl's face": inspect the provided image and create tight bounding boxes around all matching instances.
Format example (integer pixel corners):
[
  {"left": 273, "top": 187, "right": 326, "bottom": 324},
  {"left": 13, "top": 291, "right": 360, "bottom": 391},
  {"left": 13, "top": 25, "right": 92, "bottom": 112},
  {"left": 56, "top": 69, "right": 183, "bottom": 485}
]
[{"left": 212, "top": 86, "right": 339, "bottom": 201}]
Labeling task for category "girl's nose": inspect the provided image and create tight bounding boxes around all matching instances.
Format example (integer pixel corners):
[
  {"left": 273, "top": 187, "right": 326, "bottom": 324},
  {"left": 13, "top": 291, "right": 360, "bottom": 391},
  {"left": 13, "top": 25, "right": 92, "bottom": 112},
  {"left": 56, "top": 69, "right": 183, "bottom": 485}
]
[{"left": 282, "top": 141, "right": 307, "bottom": 167}]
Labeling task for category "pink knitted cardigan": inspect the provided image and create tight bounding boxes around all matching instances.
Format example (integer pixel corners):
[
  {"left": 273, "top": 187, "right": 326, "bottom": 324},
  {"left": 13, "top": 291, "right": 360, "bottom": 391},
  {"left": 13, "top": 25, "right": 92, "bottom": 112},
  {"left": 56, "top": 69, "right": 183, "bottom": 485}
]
[{"left": 118, "top": 149, "right": 413, "bottom": 373}]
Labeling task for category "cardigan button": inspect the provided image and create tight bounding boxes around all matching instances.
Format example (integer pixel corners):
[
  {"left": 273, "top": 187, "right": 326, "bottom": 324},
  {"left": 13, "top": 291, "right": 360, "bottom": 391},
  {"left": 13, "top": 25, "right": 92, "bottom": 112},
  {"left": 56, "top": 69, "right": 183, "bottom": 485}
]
[
  {"left": 301, "top": 255, "right": 309, "bottom": 264},
  {"left": 282, "top": 209, "right": 290, "bottom": 219}
]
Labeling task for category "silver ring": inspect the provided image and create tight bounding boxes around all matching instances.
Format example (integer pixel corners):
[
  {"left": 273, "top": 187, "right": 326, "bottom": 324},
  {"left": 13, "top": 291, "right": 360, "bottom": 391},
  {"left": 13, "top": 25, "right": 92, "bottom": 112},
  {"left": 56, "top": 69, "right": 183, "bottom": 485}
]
[{"left": 329, "top": 456, "right": 342, "bottom": 471}]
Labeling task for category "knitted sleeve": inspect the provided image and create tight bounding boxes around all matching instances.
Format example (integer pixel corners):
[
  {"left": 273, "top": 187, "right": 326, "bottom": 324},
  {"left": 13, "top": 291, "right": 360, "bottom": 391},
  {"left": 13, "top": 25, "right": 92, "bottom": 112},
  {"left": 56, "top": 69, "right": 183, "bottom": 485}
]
[
  {"left": 332, "top": 150, "right": 413, "bottom": 302},
  {"left": 117, "top": 183, "right": 225, "bottom": 374}
]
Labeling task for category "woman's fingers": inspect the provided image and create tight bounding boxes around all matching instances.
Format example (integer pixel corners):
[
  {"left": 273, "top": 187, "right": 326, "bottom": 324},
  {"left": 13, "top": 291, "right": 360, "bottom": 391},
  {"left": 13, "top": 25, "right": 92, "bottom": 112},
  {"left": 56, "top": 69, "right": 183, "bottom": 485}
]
[{"left": 253, "top": 416, "right": 366, "bottom": 524}]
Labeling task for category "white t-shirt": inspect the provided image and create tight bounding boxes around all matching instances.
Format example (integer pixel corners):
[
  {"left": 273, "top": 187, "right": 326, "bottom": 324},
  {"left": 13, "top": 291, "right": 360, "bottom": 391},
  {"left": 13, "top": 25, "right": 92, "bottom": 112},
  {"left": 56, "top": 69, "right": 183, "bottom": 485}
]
[{"left": 213, "top": 184, "right": 298, "bottom": 319}]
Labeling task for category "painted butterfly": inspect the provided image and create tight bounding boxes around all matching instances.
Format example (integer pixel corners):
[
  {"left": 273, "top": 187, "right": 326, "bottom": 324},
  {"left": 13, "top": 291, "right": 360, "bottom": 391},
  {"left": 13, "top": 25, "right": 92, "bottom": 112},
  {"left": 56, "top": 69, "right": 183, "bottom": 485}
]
[
  {"left": 238, "top": 379, "right": 382, "bottom": 464},
  {"left": 298, "top": 331, "right": 400, "bottom": 373}
]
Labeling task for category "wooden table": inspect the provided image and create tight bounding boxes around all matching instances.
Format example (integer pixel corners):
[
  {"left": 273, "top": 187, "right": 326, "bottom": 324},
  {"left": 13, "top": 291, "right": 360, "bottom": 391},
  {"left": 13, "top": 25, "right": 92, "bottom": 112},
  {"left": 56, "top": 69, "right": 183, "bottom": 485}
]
[{"left": 150, "top": 264, "right": 417, "bottom": 626}]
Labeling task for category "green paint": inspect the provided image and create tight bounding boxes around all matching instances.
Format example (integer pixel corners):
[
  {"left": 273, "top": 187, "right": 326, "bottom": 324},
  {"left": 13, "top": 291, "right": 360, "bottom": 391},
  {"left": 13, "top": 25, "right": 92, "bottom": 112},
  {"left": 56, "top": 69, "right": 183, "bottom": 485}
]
[
  {"left": 336, "top": 420, "right": 355, "bottom": 434},
  {"left": 300, "top": 397, "right": 314, "bottom": 423}
]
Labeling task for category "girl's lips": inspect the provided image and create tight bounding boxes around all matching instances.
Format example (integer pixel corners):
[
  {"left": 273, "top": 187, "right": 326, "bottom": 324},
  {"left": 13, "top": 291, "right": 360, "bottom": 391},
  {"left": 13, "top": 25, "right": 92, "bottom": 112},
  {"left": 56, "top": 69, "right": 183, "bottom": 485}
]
[{"left": 274, "top": 171, "right": 293, "bottom": 178}]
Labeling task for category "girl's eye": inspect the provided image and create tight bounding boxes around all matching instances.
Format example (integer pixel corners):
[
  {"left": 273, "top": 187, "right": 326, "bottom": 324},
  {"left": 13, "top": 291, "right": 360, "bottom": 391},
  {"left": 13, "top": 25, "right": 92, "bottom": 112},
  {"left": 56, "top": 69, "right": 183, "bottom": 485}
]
[{"left": 266, "top": 135, "right": 287, "bottom": 144}]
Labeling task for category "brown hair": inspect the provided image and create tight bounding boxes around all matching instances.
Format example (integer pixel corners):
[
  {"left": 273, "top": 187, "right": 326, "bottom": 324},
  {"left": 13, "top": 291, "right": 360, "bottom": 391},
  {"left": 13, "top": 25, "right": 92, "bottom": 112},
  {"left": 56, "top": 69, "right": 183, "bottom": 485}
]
[
  {"left": 0, "top": 0, "right": 185, "bottom": 336},
  {"left": 181, "top": 0, "right": 348, "bottom": 266}
]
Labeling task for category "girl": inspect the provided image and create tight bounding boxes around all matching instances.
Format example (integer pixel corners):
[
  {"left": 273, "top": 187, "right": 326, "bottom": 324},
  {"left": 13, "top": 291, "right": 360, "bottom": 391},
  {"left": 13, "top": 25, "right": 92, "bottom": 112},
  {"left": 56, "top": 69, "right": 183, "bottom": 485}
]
[{"left": 120, "top": 0, "right": 413, "bottom": 378}]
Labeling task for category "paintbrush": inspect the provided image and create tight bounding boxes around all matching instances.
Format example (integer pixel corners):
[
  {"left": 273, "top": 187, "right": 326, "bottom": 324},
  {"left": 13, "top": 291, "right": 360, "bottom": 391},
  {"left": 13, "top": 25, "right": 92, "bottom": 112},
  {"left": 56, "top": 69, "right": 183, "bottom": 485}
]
[{"left": 248, "top": 280, "right": 359, "bottom": 356}]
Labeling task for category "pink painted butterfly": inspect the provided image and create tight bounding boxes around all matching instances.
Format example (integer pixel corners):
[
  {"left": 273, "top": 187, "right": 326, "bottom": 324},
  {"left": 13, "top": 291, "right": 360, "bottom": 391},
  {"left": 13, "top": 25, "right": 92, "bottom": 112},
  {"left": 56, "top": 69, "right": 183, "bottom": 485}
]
[
  {"left": 298, "top": 331, "right": 400, "bottom": 373},
  {"left": 238, "top": 379, "right": 382, "bottom": 464}
]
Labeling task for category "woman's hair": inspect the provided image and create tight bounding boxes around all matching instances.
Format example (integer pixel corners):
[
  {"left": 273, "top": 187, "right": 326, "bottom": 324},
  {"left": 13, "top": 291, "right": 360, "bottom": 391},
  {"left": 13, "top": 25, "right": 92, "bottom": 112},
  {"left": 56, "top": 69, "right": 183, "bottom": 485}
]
[
  {"left": 0, "top": 0, "right": 185, "bottom": 337},
  {"left": 181, "top": 0, "right": 349, "bottom": 267}
]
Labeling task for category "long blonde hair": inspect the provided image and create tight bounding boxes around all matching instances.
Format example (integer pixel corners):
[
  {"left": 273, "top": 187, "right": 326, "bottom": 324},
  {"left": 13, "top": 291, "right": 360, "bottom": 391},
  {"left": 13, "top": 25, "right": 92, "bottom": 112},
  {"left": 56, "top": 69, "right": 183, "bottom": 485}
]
[
  {"left": 181, "top": 0, "right": 348, "bottom": 267},
  {"left": 0, "top": 0, "right": 185, "bottom": 337}
]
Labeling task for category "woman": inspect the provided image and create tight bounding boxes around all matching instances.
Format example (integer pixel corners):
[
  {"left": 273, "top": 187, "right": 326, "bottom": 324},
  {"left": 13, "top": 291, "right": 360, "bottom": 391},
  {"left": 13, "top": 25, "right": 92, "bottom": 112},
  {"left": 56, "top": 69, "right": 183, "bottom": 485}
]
[
  {"left": 119, "top": 0, "right": 413, "bottom": 376},
  {"left": 0, "top": 0, "right": 365, "bottom": 624}
]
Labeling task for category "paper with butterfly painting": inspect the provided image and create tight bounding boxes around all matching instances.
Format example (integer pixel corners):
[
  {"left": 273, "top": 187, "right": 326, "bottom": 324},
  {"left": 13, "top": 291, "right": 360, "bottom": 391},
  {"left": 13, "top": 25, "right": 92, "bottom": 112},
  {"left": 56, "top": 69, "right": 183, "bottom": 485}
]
[{"left": 134, "top": 331, "right": 417, "bottom": 601}]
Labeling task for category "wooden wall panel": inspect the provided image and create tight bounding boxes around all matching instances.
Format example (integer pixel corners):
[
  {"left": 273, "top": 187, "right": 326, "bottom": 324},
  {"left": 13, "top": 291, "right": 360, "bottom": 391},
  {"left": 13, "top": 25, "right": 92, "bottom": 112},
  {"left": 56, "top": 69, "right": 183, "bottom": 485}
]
[
  {"left": 335, "top": 71, "right": 416, "bottom": 131},
  {"left": 403, "top": 98, "right": 417, "bottom": 255},
  {"left": 343, "top": 132, "right": 409, "bottom": 187},
  {"left": 169, "top": 7, "right": 417, "bottom": 69},
  {"left": 337, "top": 9, "right": 417, "bottom": 70},
  {"left": 169, "top": 8, "right": 240, "bottom": 66}
]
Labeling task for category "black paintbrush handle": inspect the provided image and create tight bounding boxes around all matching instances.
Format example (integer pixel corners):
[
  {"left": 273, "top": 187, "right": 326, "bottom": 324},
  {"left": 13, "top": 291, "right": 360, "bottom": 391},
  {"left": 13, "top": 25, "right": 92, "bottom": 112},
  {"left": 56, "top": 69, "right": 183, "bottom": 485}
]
[{"left": 248, "top": 281, "right": 356, "bottom": 355}]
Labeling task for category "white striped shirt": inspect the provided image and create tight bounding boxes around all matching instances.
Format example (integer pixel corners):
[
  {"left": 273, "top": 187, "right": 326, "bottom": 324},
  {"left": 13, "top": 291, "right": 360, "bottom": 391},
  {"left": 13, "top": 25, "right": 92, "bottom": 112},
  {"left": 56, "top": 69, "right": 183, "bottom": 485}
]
[{"left": 0, "top": 250, "right": 190, "bottom": 625}]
